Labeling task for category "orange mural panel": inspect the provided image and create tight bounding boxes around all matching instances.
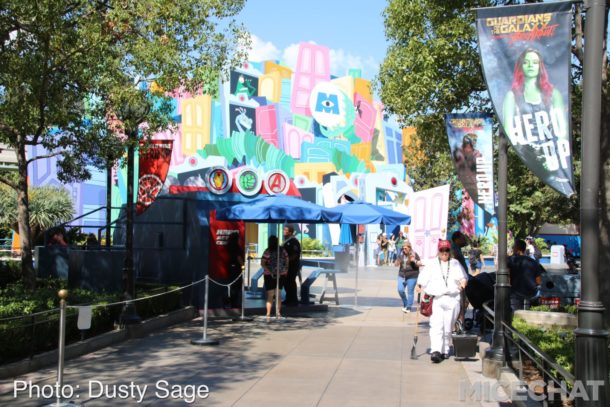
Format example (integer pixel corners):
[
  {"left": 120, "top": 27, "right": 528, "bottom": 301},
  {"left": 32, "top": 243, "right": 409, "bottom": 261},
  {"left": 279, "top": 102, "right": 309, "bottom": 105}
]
[
  {"left": 258, "top": 71, "right": 281, "bottom": 103},
  {"left": 264, "top": 61, "right": 293, "bottom": 79},
  {"left": 350, "top": 142, "right": 372, "bottom": 162},
  {"left": 354, "top": 78, "right": 372, "bottom": 103},
  {"left": 180, "top": 95, "right": 211, "bottom": 156},
  {"left": 294, "top": 162, "right": 336, "bottom": 184},
  {"left": 401, "top": 126, "right": 426, "bottom": 168}
]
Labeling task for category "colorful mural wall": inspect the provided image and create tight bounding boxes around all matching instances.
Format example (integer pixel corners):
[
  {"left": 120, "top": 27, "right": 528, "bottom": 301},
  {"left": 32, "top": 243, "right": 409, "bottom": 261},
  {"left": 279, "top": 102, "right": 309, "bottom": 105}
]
[{"left": 30, "top": 42, "right": 412, "bottom": 261}]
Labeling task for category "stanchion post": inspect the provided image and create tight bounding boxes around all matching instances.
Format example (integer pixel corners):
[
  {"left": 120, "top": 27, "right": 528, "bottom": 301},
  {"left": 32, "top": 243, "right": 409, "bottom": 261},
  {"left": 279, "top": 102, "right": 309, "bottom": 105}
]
[
  {"left": 233, "top": 266, "right": 253, "bottom": 322},
  {"left": 57, "top": 289, "right": 67, "bottom": 406},
  {"left": 191, "top": 277, "right": 219, "bottom": 346}
]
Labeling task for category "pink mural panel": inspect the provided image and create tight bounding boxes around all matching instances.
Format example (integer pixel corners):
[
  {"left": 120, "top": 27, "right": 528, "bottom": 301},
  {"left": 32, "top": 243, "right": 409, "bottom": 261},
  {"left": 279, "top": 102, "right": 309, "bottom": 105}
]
[
  {"left": 354, "top": 93, "right": 376, "bottom": 143},
  {"left": 283, "top": 123, "right": 314, "bottom": 159},
  {"left": 291, "top": 43, "right": 331, "bottom": 116},
  {"left": 408, "top": 185, "right": 450, "bottom": 260},
  {"left": 255, "top": 105, "right": 279, "bottom": 148}
]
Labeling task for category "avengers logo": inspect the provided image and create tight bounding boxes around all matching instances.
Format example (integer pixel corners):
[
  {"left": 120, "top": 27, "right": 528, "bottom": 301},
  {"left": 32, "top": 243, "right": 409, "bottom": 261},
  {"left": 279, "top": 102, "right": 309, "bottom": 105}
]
[
  {"left": 205, "top": 167, "right": 232, "bottom": 195},
  {"left": 236, "top": 167, "right": 262, "bottom": 197}
]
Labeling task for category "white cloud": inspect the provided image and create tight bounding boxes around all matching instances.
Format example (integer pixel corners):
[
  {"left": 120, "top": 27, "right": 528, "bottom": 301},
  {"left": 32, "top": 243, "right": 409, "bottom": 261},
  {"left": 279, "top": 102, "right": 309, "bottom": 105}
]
[
  {"left": 280, "top": 42, "right": 302, "bottom": 70},
  {"left": 329, "top": 48, "right": 379, "bottom": 79},
  {"left": 249, "top": 36, "right": 380, "bottom": 80},
  {"left": 247, "top": 34, "right": 281, "bottom": 62}
]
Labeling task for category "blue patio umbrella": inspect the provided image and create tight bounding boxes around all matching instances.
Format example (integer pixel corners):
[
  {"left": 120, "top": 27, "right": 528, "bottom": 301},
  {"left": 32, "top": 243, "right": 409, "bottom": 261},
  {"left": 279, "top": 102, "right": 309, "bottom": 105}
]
[
  {"left": 331, "top": 201, "right": 411, "bottom": 225},
  {"left": 216, "top": 194, "right": 341, "bottom": 318},
  {"left": 339, "top": 224, "right": 354, "bottom": 245},
  {"left": 216, "top": 194, "right": 342, "bottom": 224},
  {"left": 330, "top": 201, "right": 411, "bottom": 307}
]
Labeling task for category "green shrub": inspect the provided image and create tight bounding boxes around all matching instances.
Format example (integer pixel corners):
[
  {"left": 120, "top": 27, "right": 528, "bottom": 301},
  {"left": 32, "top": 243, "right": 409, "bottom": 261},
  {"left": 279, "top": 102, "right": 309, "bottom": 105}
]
[
  {"left": 301, "top": 237, "right": 328, "bottom": 257},
  {"left": 512, "top": 316, "right": 575, "bottom": 376},
  {"left": 529, "top": 304, "right": 578, "bottom": 314},
  {"left": 512, "top": 316, "right": 610, "bottom": 384},
  {"left": 534, "top": 237, "right": 548, "bottom": 253},
  {"left": 0, "top": 279, "right": 183, "bottom": 364},
  {"left": 0, "top": 260, "right": 21, "bottom": 288}
]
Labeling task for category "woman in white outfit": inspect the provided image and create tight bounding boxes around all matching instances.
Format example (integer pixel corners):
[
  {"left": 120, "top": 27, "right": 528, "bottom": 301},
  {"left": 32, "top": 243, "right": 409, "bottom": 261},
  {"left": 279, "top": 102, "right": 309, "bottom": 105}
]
[{"left": 416, "top": 239, "right": 468, "bottom": 363}]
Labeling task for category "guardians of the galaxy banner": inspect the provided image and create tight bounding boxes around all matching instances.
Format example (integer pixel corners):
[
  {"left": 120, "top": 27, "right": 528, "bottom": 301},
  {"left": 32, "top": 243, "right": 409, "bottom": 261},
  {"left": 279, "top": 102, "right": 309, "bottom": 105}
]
[
  {"left": 476, "top": 2, "right": 574, "bottom": 197},
  {"left": 445, "top": 113, "right": 495, "bottom": 215}
]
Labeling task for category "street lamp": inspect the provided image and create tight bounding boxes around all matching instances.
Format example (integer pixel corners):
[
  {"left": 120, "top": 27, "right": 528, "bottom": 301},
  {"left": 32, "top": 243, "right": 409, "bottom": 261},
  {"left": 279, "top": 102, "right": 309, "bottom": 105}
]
[{"left": 575, "top": 0, "right": 609, "bottom": 405}]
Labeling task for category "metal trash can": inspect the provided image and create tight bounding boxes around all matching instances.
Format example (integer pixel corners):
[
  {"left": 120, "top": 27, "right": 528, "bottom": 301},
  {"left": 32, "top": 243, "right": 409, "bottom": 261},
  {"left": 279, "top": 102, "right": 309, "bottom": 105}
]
[{"left": 452, "top": 334, "right": 478, "bottom": 359}]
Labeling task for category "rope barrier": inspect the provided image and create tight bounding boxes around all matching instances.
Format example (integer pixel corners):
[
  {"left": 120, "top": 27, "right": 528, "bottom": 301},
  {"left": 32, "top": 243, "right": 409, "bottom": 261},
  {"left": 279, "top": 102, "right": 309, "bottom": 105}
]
[
  {"left": 0, "top": 308, "right": 61, "bottom": 323},
  {"left": 207, "top": 273, "right": 243, "bottom": 289},
  {"left": 66, "top": 276, "right": 209, "bottom": 310},
  {"left": 1, "top": 272, "right": 247, "bottom": 327}
]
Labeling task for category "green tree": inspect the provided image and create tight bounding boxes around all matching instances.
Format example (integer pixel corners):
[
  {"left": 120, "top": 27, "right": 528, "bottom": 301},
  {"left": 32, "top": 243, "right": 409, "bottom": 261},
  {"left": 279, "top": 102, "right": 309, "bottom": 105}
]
[
  {"left": 0, "top": 184, "right": 74, "bottom": 244},
  {"left": 377, "top": 0, "right": 609, "bottom": 325},
  {"left": 0, "top": 0, "right": 250, "bottom": 288}
]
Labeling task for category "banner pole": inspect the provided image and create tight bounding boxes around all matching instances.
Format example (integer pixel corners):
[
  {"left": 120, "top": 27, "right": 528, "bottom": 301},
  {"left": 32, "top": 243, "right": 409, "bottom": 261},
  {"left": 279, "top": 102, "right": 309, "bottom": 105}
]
[
  {"left": 575, "top": 0, "right": 609, "bottom": 405},
  {"left": 483, "top": 131, "right": 511, "bottom": 378}
]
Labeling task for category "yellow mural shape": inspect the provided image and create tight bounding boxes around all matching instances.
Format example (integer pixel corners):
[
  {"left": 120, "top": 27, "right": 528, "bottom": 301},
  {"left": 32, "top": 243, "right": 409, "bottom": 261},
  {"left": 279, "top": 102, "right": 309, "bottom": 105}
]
[
  {"left": 354, "top": 78, "right": 372, "bottom": 103},
  {"left": 402, "top": 126, "right": 426, "bottom": 169},
  {"left": 351, "top": 142, "right": 372, "bottom": 162},
  {"left": 294, "top": 162, "right": 336, "bottom": 184},
  {"left": 180, "top": 95, "right": 212, "bottom": 156},
  {"left": 258, "top": 71, "right": 282, "bottom": 103},
  {"left": 264, "top": 61, "right": 293, "bottom": 79}
]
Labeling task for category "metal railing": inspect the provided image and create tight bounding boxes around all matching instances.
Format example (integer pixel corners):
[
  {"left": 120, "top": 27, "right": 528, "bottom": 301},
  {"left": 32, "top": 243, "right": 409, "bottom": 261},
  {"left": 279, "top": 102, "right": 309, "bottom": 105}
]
[{"left": 481, "top": 301, "right": 575, "bottom": 398}]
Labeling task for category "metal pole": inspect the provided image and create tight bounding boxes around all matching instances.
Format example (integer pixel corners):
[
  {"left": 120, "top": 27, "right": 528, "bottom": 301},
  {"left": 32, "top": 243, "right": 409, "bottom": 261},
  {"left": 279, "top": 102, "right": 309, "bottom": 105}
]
[
  {"left": 56, "top": 289, "right": 67, "bottom": 406},
  {"left": 233, "top": 265, "right": 253, "bottom": 322},
  {"left": 484, "top": 130, "right": 511, "bottom": 378},
  {"left": 575, "top": 1, "right": 609, "bottom": 405},
  {"left": 120, "top": 132, "right": 140, "bottom": 324},
  {"left": 191, "top": 277, "right": 219, "bottom": 346},
  {"left": 355, "top": 239, "right": 359, "bottom": 307},
  {"left": 276, "top": 224, "right": 281, "bottom": 319},
  {"left": 106, "top": 158, "right": 112, "bottom": 248}
]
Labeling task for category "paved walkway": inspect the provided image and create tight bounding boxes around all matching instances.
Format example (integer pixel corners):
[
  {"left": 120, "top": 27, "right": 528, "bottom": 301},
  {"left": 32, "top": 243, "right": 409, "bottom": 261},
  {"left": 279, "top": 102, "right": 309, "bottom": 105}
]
[{"left": 0, "top": 265, "right": 510, "bottom": 406}]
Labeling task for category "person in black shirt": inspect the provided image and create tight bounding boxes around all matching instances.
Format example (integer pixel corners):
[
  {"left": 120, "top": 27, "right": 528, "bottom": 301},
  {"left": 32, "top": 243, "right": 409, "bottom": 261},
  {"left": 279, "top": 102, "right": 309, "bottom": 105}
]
[
  {"left": 227, "top": 232, "right": 244, "bottom": 309},
  {"left": 282, "top": 224, "right": 301, "bottom": 306},
  {"left": 508, "top": 239, "right": 544, "bottom": 312},
  {"left": 395, "top": 242, "right": 423, "bottom": 313}
]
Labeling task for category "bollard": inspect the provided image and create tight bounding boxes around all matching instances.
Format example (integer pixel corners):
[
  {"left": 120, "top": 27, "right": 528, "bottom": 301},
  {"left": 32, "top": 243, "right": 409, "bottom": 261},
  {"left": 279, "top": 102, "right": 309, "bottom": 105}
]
[
  {"left": 57, "top": 289, "right": 67, "bottom": 405},
  {"left": 233, "top": 266, "right": 253, "bottom": 322},
  {"left": 191, "top": 277, "right": 219, "bottom": 346},
  {"left": 43, "top": 290, "right": 78, "bottom": 406}
]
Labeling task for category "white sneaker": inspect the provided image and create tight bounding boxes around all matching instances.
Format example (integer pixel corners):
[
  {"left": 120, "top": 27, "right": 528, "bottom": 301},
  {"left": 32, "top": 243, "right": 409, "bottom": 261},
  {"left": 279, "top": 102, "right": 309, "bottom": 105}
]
[{"left": 402, "top": 307, "right": 410, "bottom": 313}]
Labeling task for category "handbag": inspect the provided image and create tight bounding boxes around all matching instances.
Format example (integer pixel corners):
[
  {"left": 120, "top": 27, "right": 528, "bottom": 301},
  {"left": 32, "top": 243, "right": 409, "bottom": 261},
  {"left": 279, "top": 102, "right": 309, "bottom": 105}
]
[{"left": 420, "top": 293, "right": 433, "bottom": 317}]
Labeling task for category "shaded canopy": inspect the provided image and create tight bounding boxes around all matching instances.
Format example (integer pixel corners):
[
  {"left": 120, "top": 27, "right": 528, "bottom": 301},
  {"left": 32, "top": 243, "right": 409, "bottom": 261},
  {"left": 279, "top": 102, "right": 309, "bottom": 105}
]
[
  {"left": 331, "top": 201, "right": 411, "bottom": 225},
  {"left": 215, "top": 194, "right": 342, "bottom": 224}
]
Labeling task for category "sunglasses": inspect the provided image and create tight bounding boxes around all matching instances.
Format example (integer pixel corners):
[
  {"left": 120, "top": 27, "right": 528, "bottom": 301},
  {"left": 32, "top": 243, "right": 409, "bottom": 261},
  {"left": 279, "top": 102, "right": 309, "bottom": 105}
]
[{"left": 439, "top": 248, "right": 451, "bottom": 253}]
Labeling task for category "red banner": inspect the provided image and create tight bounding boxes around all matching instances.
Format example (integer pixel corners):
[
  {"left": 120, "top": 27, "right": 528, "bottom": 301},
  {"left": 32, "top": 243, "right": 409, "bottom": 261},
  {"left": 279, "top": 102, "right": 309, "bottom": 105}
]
[
  {"left": 208, "top": 210, "right": 245, "bottom": 281},
  {"left": 136, "top": 140, "right": 173, "bottom": 215}
]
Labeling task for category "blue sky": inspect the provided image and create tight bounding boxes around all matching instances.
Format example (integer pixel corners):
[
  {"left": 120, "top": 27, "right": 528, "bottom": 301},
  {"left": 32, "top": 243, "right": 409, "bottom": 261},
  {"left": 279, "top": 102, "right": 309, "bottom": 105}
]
[{"left": 235, "top": 0, "right": 388, "bottom": 80}]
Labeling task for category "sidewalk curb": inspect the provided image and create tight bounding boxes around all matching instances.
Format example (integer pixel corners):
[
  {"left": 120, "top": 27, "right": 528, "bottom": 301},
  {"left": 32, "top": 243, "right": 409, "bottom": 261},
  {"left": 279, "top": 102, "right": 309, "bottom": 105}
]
[{"left": 0, "top": 306, "right": 196, "bottom": 381}]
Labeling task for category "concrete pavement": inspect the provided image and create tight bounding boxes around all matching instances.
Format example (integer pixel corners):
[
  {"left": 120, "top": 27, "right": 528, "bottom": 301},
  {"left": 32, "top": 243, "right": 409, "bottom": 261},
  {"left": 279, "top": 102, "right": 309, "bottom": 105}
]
[{"left": 0, "top": 264, "right": 511, "bottom": 406}]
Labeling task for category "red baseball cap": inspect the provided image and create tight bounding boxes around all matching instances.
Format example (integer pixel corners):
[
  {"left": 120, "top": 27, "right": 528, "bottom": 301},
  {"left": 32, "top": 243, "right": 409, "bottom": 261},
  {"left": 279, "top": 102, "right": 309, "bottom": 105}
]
[{"left": 437, "top": 239, "right": 451, "bottom": 250}]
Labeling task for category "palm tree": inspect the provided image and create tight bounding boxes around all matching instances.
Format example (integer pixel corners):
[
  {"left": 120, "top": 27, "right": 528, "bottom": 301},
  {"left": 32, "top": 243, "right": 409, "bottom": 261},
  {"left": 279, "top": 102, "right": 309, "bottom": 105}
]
[{"left": 0, "top": 185, "right": 74, "bottom": 245}]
